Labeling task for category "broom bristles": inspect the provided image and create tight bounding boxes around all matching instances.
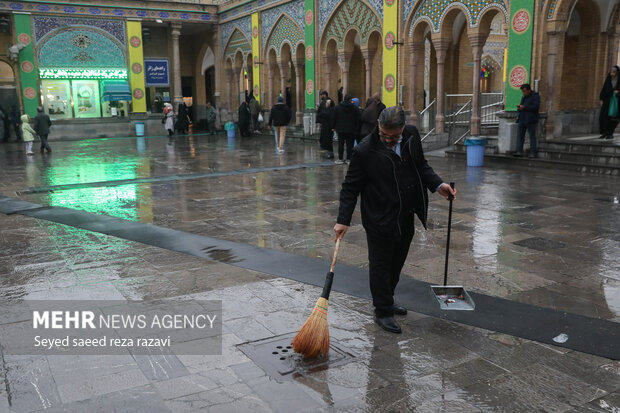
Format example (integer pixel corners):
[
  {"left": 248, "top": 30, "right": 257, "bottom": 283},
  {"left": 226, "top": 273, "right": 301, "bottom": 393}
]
[{"left": 292, "top": 297, "right": 330, "bottom": 358}]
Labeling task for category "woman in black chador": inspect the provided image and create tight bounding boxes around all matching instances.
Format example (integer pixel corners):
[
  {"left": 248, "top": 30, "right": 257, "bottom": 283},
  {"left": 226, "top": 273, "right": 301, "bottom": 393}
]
[
  {"left": 598, "top": 65, "right": 620, "bottom": 140},
  {"left": 175, "top": 103, "right": 190, "bottom": 135}
]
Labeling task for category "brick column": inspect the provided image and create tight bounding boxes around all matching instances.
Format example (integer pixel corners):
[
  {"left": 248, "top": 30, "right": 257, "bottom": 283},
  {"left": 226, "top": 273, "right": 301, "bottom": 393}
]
[
  {"left": 268, "top": 62, "right": 276, "bottom": 108},
  {"left": 226, "top": 68, "right": 234, "bottom": 112},
  {"left": 278, "top": 57, "right": 289, "bottom": 105},
  {"left": 324, "top": 55, "right": 336, "bottom": 98},
  {"left": 408, "top": 41, "right": 424, "bottom": 125},
  {"left": 293, "top": 59, "right": 303, "bottom": 125},
  {"left": 361, "top": 48, "right": 376, "bottom": 104},
  {"left": 340, "top": 52, "right": 352, "bottom": 96},
  {"left": 432, "top": 37, "right": 450, "bottom": 133},
  {"left": 469, "top": 32, "right": 489, "bottom": 136},
  {"left": 546, "top": 31, "right": 563, "bottom": 138},
  {"left": 171, "top": 23, "right": 183, "bottom": 106}
]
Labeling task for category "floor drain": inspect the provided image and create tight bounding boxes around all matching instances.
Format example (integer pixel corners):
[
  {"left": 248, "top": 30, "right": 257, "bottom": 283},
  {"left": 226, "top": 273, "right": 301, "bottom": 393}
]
[{"left": 237, "top": 332, "right": 358, "bottom": 382}]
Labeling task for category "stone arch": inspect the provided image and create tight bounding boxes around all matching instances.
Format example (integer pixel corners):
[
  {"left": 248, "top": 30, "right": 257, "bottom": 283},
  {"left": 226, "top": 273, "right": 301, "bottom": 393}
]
[
  {"left": 223, "top": 28, "right": 251, "bottom": 63},
  {"left": 265, "top": 14, "right": 304, "bottom": 57},
  {"left": 412, "top": 0, "right": 506, "bottom": 32},
  {"left": 201, "top": 46, "right": 215, "bottom": 75},
  {"left": 320, "top": 0, "right": 382, "bottom": 50},
  {"left": 476, "top": 4, "right": 508, "bottom": 32},
  {"left": 0, "top": 60, "right": 15, "bottom": 82},
  {"left": 37, "top": 26, "right": 126, "bottom": 68},
  {"left": 439, "top": 4, "right": 473, "bottom": 36}
]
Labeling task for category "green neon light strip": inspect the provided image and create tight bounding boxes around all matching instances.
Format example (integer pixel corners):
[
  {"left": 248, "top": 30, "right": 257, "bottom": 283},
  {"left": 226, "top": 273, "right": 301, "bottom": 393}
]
[
  {"left": 39, "top": 68, "right": 128, "bottom": 80},
  {"left": 11, "top": 0, "right": 213, "bottom": 15}
]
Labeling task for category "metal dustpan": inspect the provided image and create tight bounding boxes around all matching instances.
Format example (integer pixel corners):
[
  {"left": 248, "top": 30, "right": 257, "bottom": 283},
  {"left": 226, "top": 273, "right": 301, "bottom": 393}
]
[{"left": 430, "top": 182, "right": 476, "bottom": 311}]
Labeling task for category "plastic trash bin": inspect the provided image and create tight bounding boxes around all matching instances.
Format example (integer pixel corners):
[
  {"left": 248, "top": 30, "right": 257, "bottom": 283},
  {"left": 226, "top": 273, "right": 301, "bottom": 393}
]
[
  {"left": 464, "top": 138, "right": 486, "bottom": 167},
  {"left": 135, "top": 122, "right": 145, "bottom": 137},
  {"left": 225, "top": 122, "right": 236, "bottom": 139}
]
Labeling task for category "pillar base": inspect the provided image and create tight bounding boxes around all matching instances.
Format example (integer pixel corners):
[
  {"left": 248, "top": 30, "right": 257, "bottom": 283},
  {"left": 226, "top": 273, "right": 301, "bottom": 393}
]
[{"left": 435, "top": 115, "right": 445, "bottom": 134}]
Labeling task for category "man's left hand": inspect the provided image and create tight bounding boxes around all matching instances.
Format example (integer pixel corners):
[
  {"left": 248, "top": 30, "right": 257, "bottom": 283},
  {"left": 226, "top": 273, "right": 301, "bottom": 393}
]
[{"left": 438, "top": 183, "right": 456, "bottom": 200}]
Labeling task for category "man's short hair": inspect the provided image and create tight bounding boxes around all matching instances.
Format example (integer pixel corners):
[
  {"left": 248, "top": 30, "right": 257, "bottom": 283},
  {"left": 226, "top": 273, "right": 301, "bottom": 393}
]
[
  {"left": 378, "top": 106, "right": 406, "bottom": 130},
  {"left": 520, "top": 84, "right": 531, "bottom": 91},
  {"left": 37, "top": 106, "right": 44, "bottom": 113},
  {"left": 343, "top": 94, "right": 352, "bottom": 103}
]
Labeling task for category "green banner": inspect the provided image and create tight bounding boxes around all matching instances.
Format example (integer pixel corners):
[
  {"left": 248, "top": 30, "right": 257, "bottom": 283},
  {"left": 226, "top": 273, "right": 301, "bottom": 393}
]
[
  {"left": 14, "top": 14, "right": 38, "bottom": 118},
  {"left": 505, "top": 0, "right": 535, "bottom": 110},
  {"left": 304, "top": 0, "right": 315, "bottom": 109}
]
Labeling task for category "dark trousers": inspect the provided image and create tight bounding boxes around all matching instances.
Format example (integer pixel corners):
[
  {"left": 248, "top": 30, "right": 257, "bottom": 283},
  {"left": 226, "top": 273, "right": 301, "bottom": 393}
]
[
  {"left": 39, "top": 134, "right": 51, "bottom": 151},
  {"left": 251, "top": 114, "right": 259, "bottom": 131},
  {"left": 207, "top": 121, "right": 215, "bottom": 134},
  {"left": 517, "top": 122, "right": 537, "bottom": 154},
  {"left": 367, "top": 228, "right": 415, "bottom": 317},
  {"left": 319, "top": 125, "right": 333, "bottom": 152},
  {"left": 600, "top": 114, "right": 619, "bottom": 136},
  {"left": 337, "top": 133, "right": 355, "bottom": 160}
]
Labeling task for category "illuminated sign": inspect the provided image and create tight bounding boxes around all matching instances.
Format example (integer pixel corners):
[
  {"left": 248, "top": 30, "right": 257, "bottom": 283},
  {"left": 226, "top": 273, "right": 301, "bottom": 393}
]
[{"left": 39, "top": 69, "right": 128, "bottom": 80}]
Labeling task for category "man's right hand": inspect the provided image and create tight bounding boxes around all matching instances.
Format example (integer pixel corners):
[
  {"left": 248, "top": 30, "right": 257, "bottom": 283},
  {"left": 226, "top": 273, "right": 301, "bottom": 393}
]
[{"left": 333, "top": 224, "right": 348, "bottom": 241}]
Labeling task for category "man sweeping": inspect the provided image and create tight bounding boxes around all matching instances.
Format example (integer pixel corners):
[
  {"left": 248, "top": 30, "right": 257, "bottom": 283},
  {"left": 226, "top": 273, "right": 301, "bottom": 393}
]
[{"left": 333, "top": 106, "right": 456, "bottom": 334}]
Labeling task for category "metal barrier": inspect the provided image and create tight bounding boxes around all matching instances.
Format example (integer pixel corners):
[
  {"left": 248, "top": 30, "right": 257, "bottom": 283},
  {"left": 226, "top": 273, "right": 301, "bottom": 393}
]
[{"left": 417, "top": 99, "right": 436, "bottom": 137}]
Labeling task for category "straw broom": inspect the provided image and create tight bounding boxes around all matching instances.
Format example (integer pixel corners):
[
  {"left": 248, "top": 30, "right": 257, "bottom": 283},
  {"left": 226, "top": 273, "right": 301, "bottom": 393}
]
[{"left": 292, "top": 239, "right": 341, "bottom": 358}]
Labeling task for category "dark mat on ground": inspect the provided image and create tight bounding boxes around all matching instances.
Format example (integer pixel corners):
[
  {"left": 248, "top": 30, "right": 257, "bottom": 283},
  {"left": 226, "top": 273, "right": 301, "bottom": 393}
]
[{"left": 1, "top": 195, "right": 618, "bottom": 360}]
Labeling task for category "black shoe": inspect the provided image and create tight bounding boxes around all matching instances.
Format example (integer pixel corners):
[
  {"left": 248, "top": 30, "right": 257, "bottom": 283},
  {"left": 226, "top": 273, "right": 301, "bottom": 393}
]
[
  {"left": 374, "top": 316, "right": 402, "bottom": 334},
  {"left": 527, "top": 153, "right": 537, "bottom": 158},
  {"left": 513, "top": 151, "right": 523, "bottom": 157},
  {"left": 392, "top": 304, "right": 407, "bottom": 316},
  {"left": 605, "top": 135, "right": 614, "bottom": 140},
  {"left": 326, "top": 152, "right": 334, "bottom": 159},
  {"left": 599, "top": 134, "right": 608, "bottom": 139}
]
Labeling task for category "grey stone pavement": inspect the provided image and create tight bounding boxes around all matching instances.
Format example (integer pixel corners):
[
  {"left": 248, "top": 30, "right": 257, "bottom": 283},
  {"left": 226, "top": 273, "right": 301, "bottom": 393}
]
[{"left": 0, "top": 133, "right": 619, "bottom": 412}]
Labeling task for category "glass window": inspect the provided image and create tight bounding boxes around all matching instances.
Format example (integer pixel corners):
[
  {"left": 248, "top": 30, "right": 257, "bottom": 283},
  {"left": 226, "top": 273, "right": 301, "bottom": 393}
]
[
  {"left": 72, "top": 80, "right": 101, "bottom": 118},
  {"left": 102, "top": 100, "right": 129, "bottom": 118},
  {"left": 41, "top": 80, "right": 72, "bottom": 120}
]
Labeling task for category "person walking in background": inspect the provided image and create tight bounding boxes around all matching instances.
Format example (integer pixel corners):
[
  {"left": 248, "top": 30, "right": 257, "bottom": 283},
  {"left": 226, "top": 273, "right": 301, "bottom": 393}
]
[
  {"left": 361, "top": 92, "right": 386, "bottom": 139},
  {"left": 598, "top": 65, "right": 620, "bottom": 140},
  {"left": 332, "top": 94, "right": 361, "bottom": 164},
  {"left": 515, "top": 83, "right": 540, "bottom": 158},
  {"left": 163, "top": 102, "right": 175, "bottom": 144},
  {"left": 21, "top": 114, "right": 36, "bottom": 155},
  {"left": 206, "top": 102, "right": 217, "bottom": 135},
  {"left": 285, "top": 87, "right": 292, "bottom": 109},
  {"left": 10, "top": 105, "right": 22, "bottom": 142},
  {"left": 175, "top": 103, "right": 190, "bottom": 135},
  {"left": 33, "top": 106, "right": 52, "bottom": 154},
  {"left": 317, "top": 90, "right": 335, "bottom": 159},
  {"left": 249, "top": 97, "right": 261, "bottom": 133},
  {"left": 238, "top": 100, "right": 251, "bottom": 137},
  {"left": 268, "top": 96, "right": 291, "bottom": 154}
]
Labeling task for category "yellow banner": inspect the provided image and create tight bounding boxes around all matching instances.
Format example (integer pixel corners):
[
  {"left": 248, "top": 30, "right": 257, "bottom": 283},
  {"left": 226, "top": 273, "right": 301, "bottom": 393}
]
[
  {"left": 127, "top": 21, "right": 147, "bottom": 113},
  {"left": 251, "top": 13, "right": 261, "bottom": 102},
  {"left": 382, "top": 0, "right": 398, "bottom": 107}
]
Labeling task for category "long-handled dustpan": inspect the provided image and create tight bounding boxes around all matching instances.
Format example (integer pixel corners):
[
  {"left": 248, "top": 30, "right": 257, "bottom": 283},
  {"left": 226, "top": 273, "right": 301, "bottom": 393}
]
[{"left": 430, "top": 182, "right": 476, "bottom": 311}]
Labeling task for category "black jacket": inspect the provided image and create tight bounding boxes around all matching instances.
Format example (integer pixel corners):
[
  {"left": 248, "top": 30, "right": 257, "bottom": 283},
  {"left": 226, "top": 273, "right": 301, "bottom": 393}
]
[
  {"left": 333, "top": 101, "right": 361, "bottom": 135},
  {"left": 337, "top": 125, "right": 443, "bottom": 239},
  {"left": 268, "top": 103, "right": 291, "bottom": 127},
  {"left": 316, "top": 98, "right": 335, "bottom": 129},
  {"left": 599, "top": 75, "right": 620, "bottom": 120},
  {"left": 33, "top": 113, "right": 52, "bottom": 136},
  {"left": 517, "top": 92, "right": 540, "bottom": 124}
]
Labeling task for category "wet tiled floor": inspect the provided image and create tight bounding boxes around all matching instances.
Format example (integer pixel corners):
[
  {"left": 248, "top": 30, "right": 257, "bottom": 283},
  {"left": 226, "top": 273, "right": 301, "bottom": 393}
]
[{"left": 0, "top": 134, "right": 619, "bottom": 412}]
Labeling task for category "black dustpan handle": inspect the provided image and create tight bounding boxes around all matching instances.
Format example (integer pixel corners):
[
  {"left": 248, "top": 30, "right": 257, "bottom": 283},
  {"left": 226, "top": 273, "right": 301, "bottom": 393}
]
[{"left": 443, "top": 182, "right": 455, "bottom": 286}]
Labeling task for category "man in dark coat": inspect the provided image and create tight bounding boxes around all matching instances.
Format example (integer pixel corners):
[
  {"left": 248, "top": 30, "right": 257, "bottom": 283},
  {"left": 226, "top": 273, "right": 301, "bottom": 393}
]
[
  {"left": 334, "top": 106, "right": 455, "bottom": 334},
  {"left": 268, "top": 96, "right": 291, "bottom": 153},
  {"left": 238, "top": 100, "right": 251, "bottom": 137},
  {"left": 316, "top": 90, "right": 335, "bottom": 159},
  {"left": 361, "top": 92, "right": 386, "bottom": 139},
  {"left": 33, "top": 106, "right": 52, "bottom": 153},
  {"left": 515, "top": 83, "right": 540, "bottom": 158},
  {"left": 332, "top": 94, "right": 361, "bottom": 164},
  {"left": 10, "top": 105, "right": 22, "bottom": 141}
]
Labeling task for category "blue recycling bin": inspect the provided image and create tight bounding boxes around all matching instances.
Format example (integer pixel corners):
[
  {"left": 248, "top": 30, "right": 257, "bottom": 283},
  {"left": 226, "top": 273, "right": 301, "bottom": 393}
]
[
  {"left": 135, "top": 122, "right": 145, "bottom": 137},
  {"left": 225, "top": 122, "right": 236, "bottom": 139},
  {"left": 464, "top": 138, "right": 486, "bottom": 167}
]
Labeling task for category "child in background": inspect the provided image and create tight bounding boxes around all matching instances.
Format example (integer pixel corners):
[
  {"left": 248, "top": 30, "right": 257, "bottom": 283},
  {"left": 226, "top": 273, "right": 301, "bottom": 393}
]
[{"left": 21, "top": 114, "right": 36, "bottom": 155}]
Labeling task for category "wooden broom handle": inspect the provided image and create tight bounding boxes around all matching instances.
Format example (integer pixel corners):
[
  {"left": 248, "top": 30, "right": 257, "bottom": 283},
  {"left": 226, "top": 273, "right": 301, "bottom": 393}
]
[{"left": 330, "top": 238, "right": 341, "bottom": 273}]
